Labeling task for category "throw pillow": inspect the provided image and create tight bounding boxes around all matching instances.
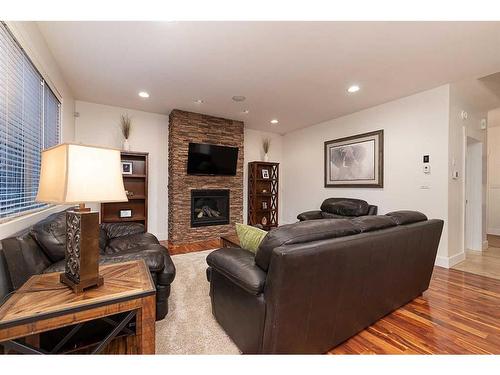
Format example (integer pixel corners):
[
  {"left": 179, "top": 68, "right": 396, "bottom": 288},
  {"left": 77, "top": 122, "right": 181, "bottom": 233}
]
[{"left": 235, "top": 223, "right": 267, "bottom": 254}]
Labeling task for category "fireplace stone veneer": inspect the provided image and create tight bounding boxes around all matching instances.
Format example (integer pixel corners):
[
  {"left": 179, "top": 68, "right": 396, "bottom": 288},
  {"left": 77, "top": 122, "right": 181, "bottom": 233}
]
[{"left": 168, "top": 110, "right": 244, "bottom": 244}]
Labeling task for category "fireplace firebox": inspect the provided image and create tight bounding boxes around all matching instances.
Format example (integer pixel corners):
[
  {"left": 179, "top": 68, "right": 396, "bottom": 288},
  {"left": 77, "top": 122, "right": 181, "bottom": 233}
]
[{"left": 191, "top": 189, "right": 230, "bottom": 227}]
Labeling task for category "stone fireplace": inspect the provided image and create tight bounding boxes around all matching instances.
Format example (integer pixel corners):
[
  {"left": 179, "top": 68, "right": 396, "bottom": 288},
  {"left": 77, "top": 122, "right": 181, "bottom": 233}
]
[
  {"left": 191, "top": 189, "right": 230, "bottom": 228},
  {"left": 168, "top": 110, "right": 244, "bottom": 245}
]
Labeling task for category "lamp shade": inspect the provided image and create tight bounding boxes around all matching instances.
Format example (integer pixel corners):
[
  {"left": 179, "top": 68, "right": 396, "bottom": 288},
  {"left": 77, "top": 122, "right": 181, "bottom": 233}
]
[{"left": 36, "top": 143, "right": 128, "bottom": 204}]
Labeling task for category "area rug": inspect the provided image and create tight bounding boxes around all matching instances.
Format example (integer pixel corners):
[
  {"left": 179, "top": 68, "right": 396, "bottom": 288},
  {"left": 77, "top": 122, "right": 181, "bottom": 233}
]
[{"left": 155, "top": 249, "right": 240, "bottom": 354}]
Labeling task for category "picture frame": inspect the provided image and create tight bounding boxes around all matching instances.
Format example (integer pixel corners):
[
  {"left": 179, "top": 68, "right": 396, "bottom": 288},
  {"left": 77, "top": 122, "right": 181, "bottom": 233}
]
[
  {"left": 121, "top": 161, "right": 133, "bottom": 175},
  {"left": 324, "top": 130, "right": 383, "bottom": 188},
  {"left": 261, "top": 169, "right": 270, "bottom": 179},
  {"left": 119, "top": 209, "right": 133, "bottom": 218}
]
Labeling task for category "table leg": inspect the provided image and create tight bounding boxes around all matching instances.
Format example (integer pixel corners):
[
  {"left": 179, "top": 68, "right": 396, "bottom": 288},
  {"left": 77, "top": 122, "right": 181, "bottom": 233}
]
[
  {"left": 136, "top": 295, "right": 155, "bottom": 354},
  {"left": 25, "top": 334, "right": 40, "bottom": 348}
]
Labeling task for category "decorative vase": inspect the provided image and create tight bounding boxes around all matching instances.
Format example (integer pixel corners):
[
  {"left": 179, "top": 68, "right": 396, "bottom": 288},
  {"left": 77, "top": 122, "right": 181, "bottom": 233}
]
[
  {"left": 123, "top": 139, "right": 130, "bottom": 151},
  {"left": 264, "top": 153, "right": 269, "bottom": 162}
]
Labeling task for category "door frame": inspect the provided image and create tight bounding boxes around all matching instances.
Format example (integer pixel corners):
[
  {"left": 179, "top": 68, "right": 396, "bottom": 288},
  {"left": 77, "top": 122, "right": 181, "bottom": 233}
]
[{"left": 463, "top": 132, "right": 484, "bottom": 252}]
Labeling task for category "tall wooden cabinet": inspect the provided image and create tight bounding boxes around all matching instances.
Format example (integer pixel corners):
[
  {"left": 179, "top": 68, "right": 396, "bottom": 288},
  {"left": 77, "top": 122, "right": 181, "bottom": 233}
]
[
  {"left": 247, "top": 161, "right": 279, "bottom": 230},
  {"left": 101, "top": 151, "right": 149, "bottom": 230}
]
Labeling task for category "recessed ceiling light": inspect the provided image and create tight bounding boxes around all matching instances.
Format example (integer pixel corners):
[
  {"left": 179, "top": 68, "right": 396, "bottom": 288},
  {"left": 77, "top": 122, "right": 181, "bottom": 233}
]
[
  {"left": 138, "top": 91, "right": 150, "bottom": 98},
  {"left": 194, "top": 99, "right": 204, "bottom": 104},
  {"left": 232, "top": 95, "right": 246, "bottom": 102},
  {"left": 347, "top": 85, "right": 360, "bottom": 93},
  {"left": 242, "top": 109, "right": 249, "bottom": 114},
  {"left": 270, "top": 119, "right": 279, "bottom": 124}
]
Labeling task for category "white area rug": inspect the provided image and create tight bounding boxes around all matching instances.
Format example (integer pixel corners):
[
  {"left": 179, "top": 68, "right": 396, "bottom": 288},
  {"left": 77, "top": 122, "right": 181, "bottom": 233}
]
[{"left": 155, "top": 250, "right": 240, "bottom": 354}]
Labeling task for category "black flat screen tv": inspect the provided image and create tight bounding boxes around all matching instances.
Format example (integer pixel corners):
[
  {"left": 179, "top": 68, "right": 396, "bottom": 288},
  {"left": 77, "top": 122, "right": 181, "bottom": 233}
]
[{"left": 187, "top": 143, "right": 239, "bottom": 176}]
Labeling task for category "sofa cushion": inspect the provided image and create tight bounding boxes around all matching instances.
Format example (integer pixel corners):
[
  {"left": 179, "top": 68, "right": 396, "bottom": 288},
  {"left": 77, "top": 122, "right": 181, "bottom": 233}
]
[
  {"left": 104, "top": 232, "right": 160, "bottom": 254},
  {"left": 321, "top": 212, "right": 351, "bottom": 220},
  {"left": 351, "top": 215, "right": 397, "bottom": 232},
  {"left": 386, "top": 211, "right": 428, "bottom": 225},
  {"left": 100, "top": 222, "right": 145, "bottom": 240},
  {"left": 44, "top": 244, "right": 166, "bottom": 274},
  {"left": 236, "top": 223, "right": 267, "bottom": 254},
  {"left": 255, "top": 219, "right": 361, "bottom": 271},
  {"left": 1, "top": 234, "right": 52, "bottom": 289},
  {"left": 320, "top": 198, "right": 369, "bottom": 217},
  {"left": 30, "top": 211, "right": 67, "bottom": 262}
]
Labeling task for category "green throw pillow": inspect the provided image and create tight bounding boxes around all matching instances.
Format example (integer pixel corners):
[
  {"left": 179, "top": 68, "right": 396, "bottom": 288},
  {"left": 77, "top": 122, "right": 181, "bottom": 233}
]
[{"left": 235, "top": 223, "right": 267, "bottom": 254}]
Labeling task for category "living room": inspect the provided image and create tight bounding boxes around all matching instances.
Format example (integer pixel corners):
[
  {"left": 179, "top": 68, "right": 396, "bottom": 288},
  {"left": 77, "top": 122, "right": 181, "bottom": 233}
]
[{"left": 0, "top": 1, "right": 499, "bottom": 373}]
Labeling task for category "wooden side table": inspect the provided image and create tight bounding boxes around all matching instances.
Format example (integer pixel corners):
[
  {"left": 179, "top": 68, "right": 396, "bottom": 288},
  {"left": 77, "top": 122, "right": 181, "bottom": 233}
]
[
  {"left": 0, "top": 260, "right": 156, "bottom": 354},
  {"left": 220, "top": 234, "right": 241, "bottom": 248}
]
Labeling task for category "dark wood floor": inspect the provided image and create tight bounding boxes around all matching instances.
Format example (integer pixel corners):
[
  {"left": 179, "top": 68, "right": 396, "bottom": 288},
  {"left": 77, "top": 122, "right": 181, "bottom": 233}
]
[
  {"left": 329, "top": 267, "right": 500, "bottom": 354},
  {"left": 162, "top": 239, "right": 221, "bottom": 255}
]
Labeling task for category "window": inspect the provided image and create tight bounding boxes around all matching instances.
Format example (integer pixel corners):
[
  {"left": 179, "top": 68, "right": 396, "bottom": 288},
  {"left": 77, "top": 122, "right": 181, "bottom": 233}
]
[{"left": 0, "top": 23, "right": 61, "bottom": 222}]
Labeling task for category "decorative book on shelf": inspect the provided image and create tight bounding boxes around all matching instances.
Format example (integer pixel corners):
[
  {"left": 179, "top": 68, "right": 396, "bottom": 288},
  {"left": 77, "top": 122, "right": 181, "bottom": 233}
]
[
  {"left": 247, "top": 161, "right": 279, "bottom": 231},
  {"left": 101, "top": 151, "right": 149, "bottom": 230}
]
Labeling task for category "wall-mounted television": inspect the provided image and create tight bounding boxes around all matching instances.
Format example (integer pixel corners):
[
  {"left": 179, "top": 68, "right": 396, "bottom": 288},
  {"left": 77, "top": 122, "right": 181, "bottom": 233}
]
[{"left": 187, "top": 143, "right": 239, "bottom": 176}]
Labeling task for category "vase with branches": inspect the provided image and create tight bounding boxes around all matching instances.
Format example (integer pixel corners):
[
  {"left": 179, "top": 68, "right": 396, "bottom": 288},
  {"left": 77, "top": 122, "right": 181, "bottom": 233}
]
[
  {"left": 120, "top": 114, "right": 132, "bottom": 151},
  {"left": 262, "top": 138, "right": 270, "bottom": 162}
]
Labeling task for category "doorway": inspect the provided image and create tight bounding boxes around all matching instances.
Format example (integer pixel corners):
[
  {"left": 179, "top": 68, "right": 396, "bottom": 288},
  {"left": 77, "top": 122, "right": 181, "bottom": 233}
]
[{"left": 464, "top": 137, "right": 483, "bottom": 252}]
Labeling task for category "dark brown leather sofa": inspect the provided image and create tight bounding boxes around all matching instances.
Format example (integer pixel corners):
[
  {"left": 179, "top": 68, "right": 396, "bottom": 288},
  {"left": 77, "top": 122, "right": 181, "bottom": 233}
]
[
  {"left": 206, "top": 211, "right": 443, "bottom": 354},
  {"left": 297, "top": 197, "right": 377, "bottom": 221},
  {"left": 0, "top": 210, "right": 175, "bottom": 320}
]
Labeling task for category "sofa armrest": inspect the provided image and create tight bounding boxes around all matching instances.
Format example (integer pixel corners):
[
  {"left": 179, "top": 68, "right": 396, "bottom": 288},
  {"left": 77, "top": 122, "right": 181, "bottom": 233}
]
[
  {"left": 297, "top": 210, "right": 323, "bottom": 221},
  {"left": 206, "top": 248, "right": 266, "bottom": 295}
]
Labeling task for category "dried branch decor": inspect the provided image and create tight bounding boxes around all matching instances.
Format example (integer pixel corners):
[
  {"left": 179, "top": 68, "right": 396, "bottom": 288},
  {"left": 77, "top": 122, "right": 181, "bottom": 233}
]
[
  {"left": 262, "top": 138, "right": 271, "bottom": 154},
  {"left": 120, "top": 114, "right": 132, "bottom": 140}
]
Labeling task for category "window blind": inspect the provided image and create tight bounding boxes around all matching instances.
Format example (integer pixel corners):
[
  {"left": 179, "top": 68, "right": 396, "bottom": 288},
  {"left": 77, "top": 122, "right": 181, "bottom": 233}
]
[{"left": 0, "top": 23, "right": 61, "bottom": 221}]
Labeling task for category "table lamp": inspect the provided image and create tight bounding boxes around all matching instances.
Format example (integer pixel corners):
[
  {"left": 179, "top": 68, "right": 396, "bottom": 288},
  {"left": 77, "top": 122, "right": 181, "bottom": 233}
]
[{"left": 36, "top": 143, "right": 128, "bottom": 293}]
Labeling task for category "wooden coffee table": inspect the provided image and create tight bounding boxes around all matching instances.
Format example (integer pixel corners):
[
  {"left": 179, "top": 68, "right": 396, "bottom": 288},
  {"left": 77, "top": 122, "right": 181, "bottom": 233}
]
[{"left": 0, "top": 260, "right": 156, "bottom": 354}]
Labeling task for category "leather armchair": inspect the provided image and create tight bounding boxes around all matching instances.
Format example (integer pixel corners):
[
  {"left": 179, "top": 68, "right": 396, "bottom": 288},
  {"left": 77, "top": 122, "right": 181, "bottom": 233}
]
[
  {"left": 0, "top": 210, "right": 175, "bottom": 320},
  {"left": 297, "top": 197, "right": 377, "bottom": 221},
  {"left": 207, "top": 211, "right": 443, "bottom": 354}
]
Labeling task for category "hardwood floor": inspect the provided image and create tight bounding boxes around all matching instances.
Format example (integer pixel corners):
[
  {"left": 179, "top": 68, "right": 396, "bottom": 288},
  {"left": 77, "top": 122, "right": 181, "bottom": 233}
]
[
  {"left": 163, "top": 239, "right": 222, "bottom": 255},
  {"left": 452, "top": 235, "right": 500, "bottom": 280},
  {"left": 329, "top": 267, "right": 500, "bottom": 354}
]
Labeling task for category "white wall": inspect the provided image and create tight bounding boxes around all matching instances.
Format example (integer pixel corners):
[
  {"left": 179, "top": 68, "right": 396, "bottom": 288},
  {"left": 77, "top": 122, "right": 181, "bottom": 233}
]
[
  {"left": 282, "top": 85, "right": 450, "bottom": 260},
  {"left": 0, "top": 22, "right": 75, "bottom": 240},
  {"left": 487, "top": 108, "right": 500, "bottom": 235},
  {"left": 243, "top": 129, "right": 284, "bottom": 223},
  {"left": 448, "top": 81, "right": 489, "bottom": 263},
  {"left": 74, "top": 101, "right": 169, "bottom": 240}
]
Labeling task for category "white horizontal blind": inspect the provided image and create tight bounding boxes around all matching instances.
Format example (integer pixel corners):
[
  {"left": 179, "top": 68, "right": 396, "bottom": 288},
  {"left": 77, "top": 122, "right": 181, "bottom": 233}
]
[
  {"left": 44, "top": 84, "right": 60, "bottom": 148},
  {"left": 0, "top": 23, "right": 61, "bottom": 222}
]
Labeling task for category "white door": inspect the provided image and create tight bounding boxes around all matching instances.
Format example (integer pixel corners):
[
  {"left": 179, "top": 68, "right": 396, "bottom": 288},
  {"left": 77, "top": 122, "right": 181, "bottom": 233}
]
[{"left": 465, "top": 138, "right": 483, "bottom": 251}]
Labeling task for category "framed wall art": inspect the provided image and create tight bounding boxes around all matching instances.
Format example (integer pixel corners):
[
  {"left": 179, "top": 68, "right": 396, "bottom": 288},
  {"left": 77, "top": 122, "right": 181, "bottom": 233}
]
[{"left": 324, "top": 130, "right": 383, "bottom": 188}]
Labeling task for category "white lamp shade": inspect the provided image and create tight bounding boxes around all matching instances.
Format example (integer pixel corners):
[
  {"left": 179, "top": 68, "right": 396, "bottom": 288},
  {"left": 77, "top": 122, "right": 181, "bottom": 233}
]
[{"left": 36, "top": 143, "right": 128, "bottom": 204}]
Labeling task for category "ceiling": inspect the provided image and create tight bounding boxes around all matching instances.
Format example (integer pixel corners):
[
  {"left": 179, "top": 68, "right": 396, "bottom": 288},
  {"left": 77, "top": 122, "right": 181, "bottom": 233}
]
[{"left": 37, "top": 21, "right": 500, "bottom": 134}]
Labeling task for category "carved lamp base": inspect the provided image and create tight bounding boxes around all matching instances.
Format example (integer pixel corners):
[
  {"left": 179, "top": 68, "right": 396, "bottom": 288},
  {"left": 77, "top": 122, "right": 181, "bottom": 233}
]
[
  {"left": 60, "top": 273, "right": 104, "bottom": 294},
  {"left": 62, "top": 205, "right": 103, "bottom": 294}
]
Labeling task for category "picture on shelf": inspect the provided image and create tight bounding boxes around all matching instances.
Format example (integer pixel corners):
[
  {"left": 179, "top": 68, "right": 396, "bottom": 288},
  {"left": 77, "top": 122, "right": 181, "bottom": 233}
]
[
  {"left": 262, "top": 201, "right": 268, "bottom": 209},
  {"left": 119, "top": 209, "right": 133, "bottom": 218},
  {"left": 121, "top": 161, "right": 133, "bottom": 175},
  {"left": 261, "top": 169, "right": 270, "bottom": 179}
]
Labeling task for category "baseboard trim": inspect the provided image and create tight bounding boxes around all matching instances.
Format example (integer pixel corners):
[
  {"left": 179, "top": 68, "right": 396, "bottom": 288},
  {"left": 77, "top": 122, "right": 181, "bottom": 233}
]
[
  {"left": 435, "top": 252, "right": 466, "bottom": 268},
  {"left": 487, "top": 228, "right": 500, "bottom": 236}
]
